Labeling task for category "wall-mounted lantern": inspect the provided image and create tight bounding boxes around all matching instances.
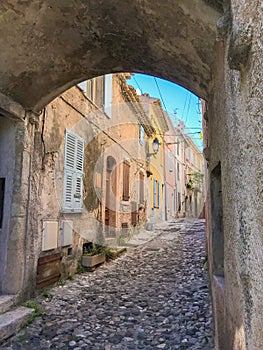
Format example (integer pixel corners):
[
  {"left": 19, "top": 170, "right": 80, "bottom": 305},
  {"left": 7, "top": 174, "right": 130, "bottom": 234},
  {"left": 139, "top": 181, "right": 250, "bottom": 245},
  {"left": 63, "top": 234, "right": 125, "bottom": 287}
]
[{"left": 147, "top": 137, "right": 160, "bottom": 157}]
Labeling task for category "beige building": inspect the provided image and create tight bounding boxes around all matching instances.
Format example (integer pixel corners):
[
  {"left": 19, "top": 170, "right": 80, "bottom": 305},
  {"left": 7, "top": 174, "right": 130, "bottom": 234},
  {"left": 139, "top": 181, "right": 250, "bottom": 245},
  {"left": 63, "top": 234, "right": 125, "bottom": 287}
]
[
  {"left": 0, "top": 73, "right": 150, "bottom": 293},
  {"left": 185, "top": 136, "right": 205, "bottom": 218}
]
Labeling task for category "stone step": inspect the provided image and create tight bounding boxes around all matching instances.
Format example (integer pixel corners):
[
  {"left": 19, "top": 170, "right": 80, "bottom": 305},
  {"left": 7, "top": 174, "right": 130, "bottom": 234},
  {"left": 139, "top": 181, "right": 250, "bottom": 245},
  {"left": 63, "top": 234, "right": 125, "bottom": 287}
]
[
  {"left": 0, "top": 295, "right": 17, "bottom": 314},
  {"left": 0, "top": 306, "right": 34, "bottom": 344}
]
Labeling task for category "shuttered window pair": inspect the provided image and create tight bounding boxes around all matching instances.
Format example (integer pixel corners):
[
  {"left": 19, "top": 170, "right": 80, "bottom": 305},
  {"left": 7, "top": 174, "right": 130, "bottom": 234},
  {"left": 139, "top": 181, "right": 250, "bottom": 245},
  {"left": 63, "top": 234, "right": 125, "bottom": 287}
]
[{"left": 62, "top": 130, "right": 84, "bottom": 213}]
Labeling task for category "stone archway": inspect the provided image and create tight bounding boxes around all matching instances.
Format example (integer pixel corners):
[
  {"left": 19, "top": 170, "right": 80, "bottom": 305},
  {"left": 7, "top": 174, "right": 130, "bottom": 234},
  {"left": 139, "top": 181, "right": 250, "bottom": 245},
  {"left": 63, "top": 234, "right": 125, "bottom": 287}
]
[
  {"left": 0, "top": 1, "right": 262, "bottom": 349},
  {"left": 0, "top": 0, "right": 223, "bottom": 111}
]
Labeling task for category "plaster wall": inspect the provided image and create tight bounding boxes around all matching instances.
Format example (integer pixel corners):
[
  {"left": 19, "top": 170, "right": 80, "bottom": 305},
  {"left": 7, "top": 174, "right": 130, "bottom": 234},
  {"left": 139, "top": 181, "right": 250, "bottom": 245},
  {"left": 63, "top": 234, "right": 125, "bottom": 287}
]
[
  {"left": 207, "top": 1, "right": 263, "bottom": 348},
  {"left": 0, "top": 118, "right": 16, "bottom": 292}
]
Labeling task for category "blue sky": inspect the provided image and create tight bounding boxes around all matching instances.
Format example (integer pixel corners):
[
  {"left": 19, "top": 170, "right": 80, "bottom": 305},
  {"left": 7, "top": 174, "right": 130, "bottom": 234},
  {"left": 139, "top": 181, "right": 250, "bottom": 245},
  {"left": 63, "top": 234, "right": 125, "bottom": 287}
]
[{"left": 128, "top": 73, "right": 203, "bottom": 150}]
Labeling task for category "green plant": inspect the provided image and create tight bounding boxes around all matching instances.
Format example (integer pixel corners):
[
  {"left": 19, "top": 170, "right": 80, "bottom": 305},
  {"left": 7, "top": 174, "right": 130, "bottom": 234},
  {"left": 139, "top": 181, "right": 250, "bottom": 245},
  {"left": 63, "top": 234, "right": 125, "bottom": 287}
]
[
  {"left": 24, "top": 301, "right": 45, "bottom": 324},
  {"left": 57, "top": 277, "right": 66, "bottom": 286},
  {"left": 118, "top": 237, "right": 126, "bottom": 246},
  {"left": 42, "top": 288, "right": 50, "bottom": 298},
  {"left": 68, "top": 273, "right": 75, "bottom": 280},
  {"left": 77, "top": 262, "right": 86, "bottom": 274},
  {"left": 83, "top": 243, "right": 110, "bottom": 256}
]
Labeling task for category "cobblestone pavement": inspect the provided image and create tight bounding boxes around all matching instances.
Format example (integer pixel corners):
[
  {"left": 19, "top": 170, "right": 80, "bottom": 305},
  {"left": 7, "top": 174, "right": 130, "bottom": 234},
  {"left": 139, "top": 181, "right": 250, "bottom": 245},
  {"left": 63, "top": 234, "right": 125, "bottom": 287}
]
[{"left": 2, "top": 219, "right": 214, "bottom": 350}]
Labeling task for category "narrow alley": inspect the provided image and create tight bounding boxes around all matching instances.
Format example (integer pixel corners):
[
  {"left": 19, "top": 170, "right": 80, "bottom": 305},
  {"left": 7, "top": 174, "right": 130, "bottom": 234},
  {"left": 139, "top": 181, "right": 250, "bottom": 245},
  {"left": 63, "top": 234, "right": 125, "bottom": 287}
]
[{"left": 2, "top": 220, "right": 213, "bottom": 350}]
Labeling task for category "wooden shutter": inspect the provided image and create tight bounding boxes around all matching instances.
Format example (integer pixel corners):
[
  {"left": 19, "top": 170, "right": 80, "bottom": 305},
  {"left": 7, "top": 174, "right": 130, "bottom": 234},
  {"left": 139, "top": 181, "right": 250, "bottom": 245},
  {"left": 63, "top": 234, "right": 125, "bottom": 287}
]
[
  {"left": 122, "top": 161, "right": 130, "bottom": 201},
  {"left": 62, "top": 130, "right": 84, "bottom": 212},
  {"left": 104, "top": 74, "right": 112, "bottom": 118},
  {"left": 139, "top": 172, "right": 144, "bottom": 204}
]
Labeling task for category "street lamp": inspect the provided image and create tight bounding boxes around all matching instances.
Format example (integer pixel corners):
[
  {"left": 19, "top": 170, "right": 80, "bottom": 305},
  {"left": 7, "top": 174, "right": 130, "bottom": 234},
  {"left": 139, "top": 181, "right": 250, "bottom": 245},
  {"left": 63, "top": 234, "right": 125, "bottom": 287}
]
[
  {"left": 152, "top": 137, "right": 160, "bottom": 153},
  {"left": 146, "top": 137, "right": 160, "bottom": 158},
  {"left": 147, "top": 137, "right": 160, "bottom": 157}
]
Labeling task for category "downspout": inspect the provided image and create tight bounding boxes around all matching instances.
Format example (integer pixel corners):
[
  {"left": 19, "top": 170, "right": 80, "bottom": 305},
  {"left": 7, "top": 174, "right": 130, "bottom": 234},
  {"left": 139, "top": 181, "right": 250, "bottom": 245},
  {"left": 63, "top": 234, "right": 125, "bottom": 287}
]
[{"left": 163, "top": 134, "right": 167, "bottom": 221}]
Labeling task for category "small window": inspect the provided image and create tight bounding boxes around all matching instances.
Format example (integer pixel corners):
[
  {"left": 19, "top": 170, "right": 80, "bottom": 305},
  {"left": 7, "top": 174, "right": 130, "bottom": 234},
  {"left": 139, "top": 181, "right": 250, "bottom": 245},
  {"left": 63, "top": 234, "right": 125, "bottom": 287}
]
[
  {"left": 139, "top": 125, "right": 144, "bottom": 145},
  {"left": 177, "top": 163, "right": 180, "bottom": 181},
  {"left": 177, "top": 142, "right": 180, "bottom": 156},
  {"left": 153, "top": 179, "right": 160, "bottom": 208},
  {"left": 104, "top": 74, "right": 112, "bottom": 118},
  {"left": 62, "top": 130, "right": 84, "bottom": 213},
  {"left": 87, "top": 79, "right": 95, "bottom": 101},
  {"left": 122, "top": 161, "right": 130, "bottom": 201}
]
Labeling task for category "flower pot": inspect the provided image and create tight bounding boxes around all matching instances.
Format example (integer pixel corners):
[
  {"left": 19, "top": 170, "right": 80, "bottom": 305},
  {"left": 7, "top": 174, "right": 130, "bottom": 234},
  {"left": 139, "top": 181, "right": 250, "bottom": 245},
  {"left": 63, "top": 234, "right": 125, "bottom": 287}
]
[{"left": 81, "top": 253, "right": 106, "bottom": 271}]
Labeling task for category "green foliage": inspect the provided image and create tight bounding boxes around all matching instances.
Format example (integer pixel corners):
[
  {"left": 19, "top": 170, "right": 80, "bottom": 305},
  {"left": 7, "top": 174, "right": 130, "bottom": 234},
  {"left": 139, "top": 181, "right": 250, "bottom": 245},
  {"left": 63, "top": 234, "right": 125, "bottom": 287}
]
[
  {"left": 77, "top": 262, "right": 86, "bottom": 274},
  {"left": 83, "top": 243, "right": 112, "bottom": 258},
  {"left": 68, "top": 273, "right": 75, "bottom": 280},
  {"left": 42, "top": 288, "right": 50, "bottom": 298},
  {"left": 24, "top": 301, "right": 45, "bottom": 324},
  {"left": 57, "top": 277, "right": 66, "bottom": 286}
]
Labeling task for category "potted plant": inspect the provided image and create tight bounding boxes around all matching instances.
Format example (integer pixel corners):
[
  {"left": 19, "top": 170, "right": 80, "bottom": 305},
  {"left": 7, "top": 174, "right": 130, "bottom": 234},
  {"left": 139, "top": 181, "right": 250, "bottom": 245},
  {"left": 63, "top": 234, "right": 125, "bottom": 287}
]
[{"left": 81, "top": 244, "right": 106, "bottom": 271}]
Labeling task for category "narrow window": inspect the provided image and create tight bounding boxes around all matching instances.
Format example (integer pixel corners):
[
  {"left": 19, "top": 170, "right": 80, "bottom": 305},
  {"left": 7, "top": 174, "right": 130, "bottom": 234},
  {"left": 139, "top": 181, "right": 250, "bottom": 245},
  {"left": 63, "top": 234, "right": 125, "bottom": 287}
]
[
  {"left": 62, "top": 130, "right": 84, "bottom": 213},
  {"left": 153, "top": 179, "right": 157, "bottom": 207},
  {"left": 139, "top": 125, "right": 144, "bottom": 145},
  {"left": 122, "top": 161, "right": 130, "bottom": 201},
  {"left": 177, "top": 163, "right": 180, "bottom": 181},
  {"left": 0, "top": 178, "right": 5, "bottom": 228},
  {"left": 139, "top": 172, "right": 144, "bottom": 204},
  {"left": 104, "top": 74, "right": 112, "bottom": 118},
  {"left": 157, "top": 181, "right": 160, "bottom": 208},
  {"left": 87, "top": 79, "right": 95, "bottom": 101}
]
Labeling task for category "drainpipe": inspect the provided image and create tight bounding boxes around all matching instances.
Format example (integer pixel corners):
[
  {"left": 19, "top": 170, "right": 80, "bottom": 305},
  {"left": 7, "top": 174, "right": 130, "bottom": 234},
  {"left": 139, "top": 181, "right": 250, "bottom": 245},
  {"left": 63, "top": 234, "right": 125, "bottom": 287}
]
[{"left": 163, "top": 134, "right": 167, "bottom": 221}]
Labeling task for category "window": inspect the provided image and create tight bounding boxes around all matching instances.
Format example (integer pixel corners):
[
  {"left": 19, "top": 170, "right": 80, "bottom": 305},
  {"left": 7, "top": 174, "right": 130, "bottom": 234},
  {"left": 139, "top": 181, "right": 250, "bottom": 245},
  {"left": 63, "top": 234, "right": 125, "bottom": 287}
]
[
  {"left": 177, "top": 142, "right": 180, "bottom": 156},
  {"left": 104, "top": 74, "right": 112, "bottom": 118},
  {"left": 177, "top": 163, "right": 180, "bottom": 181},
  {"left": 87, "top": 79, "right": 95, "bottom": 101},
  {"left": 188, "top": 147, "right": 191, "bottom": 162},
  {"left": 62, "top": 130, "right": 84, "bottom": 213},
  {"left": 139, "top": 125, "right": 144, "bottom": 145},
  {"left": 0, "top": 178, "right": 5, "bottom": 228},
  {"left": 122, "top": 161, "right": 130, "bottom": 201},
  {"left": 158, "top": 182, "right": 160, "bottom": 208},
  {"left": 139, "top": 172, "right": 144, "bottom": 204},
  {"left": 153, "top": 179, "right": 160, "bottom": 208},
  {"left": 168, "top": 151, "right": 173, "bottom": 171}
]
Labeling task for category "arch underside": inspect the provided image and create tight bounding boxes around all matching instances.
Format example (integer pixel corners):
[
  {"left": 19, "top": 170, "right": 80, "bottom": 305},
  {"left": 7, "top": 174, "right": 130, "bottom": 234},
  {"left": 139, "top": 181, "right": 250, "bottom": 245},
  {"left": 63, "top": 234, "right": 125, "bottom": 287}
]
[{"left": 0, "top": 0, "right": 223, "bottom": 111}]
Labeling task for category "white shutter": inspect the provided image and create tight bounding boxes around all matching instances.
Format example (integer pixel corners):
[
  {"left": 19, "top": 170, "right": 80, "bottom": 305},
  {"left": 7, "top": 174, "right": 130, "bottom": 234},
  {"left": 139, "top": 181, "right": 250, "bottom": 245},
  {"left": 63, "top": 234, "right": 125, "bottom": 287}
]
[
  {"left": 104, "top": 74, "right": 112, "bottom": 118},
  {"left": 62, "top": 130, "right": 84, "bottom": 213}
]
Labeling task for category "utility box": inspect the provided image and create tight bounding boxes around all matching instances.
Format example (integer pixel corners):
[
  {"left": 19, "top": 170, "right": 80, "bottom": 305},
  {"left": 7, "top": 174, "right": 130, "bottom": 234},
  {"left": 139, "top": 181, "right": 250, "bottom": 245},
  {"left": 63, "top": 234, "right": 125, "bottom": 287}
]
[
  {"left": 42, "top": 221, "right": 58, "bottom": 251},
  {"left": 60, "top": 220, "right": 73, "bottom": 246}
]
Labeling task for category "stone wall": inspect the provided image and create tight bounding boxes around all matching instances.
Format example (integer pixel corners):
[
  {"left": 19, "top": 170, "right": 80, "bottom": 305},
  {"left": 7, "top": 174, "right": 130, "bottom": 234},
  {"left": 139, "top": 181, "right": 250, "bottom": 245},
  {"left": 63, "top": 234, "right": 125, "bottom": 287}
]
[{"left": 207, "top": 1, "right": 263, "bottom": 348}]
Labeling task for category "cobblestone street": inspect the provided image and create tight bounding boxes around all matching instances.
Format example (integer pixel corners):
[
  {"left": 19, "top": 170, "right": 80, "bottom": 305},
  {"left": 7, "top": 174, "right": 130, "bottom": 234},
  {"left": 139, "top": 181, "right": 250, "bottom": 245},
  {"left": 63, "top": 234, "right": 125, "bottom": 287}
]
[{"left": 3, "top": 219, "right": 214, "bottom": 350}]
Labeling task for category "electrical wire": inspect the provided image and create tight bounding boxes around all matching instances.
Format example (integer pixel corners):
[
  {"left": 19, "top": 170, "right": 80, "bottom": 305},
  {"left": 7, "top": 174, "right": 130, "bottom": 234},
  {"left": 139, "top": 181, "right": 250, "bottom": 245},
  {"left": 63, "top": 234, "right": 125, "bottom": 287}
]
[{"left": 153, "top": 77, "right": 168, "bottom": 112}]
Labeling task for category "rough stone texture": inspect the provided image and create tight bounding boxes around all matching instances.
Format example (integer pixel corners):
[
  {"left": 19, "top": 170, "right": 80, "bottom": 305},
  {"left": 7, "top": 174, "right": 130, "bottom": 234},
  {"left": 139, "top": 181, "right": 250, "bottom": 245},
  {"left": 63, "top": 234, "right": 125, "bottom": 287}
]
[
  {"left": 0, "top": 306, "right": 34, "bottom": 343},
  {"left": 0, "top": 1, "right": 262, "bottom": 349},
  {"left": 0, "top": 1, "right": 223, "bottom": 111},
  {"left": 2, "top": 219, "right": 214, "bottom": 350},
  {"left": 207, "top": 1, "right": 263, "bottom": 349}
]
